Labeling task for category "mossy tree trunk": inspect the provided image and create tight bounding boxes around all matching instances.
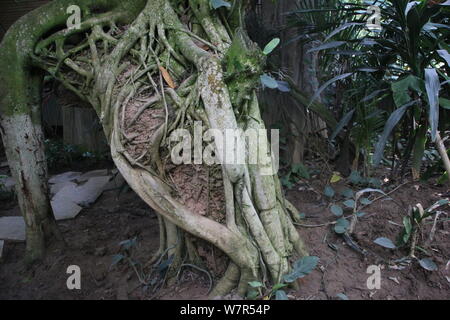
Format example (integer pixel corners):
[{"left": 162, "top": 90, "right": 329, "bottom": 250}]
[{"left": 0, "top": 0, "right": 307, "bottom": 297}]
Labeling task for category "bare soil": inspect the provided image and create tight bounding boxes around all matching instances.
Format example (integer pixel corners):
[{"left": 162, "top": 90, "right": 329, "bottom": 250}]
[{"left": 0, "top": 165, "right": 449, "bottom": 300}]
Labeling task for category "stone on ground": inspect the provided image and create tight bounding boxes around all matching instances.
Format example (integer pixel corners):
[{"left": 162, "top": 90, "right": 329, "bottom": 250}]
[
  {"left": 52, "top": 176, "right": 111, "bottom": 208},
  {"left": 51, "top": 196, "right": 83, "bottom": 220},
  {"left": 77, "top": 169, "right": 110, "bottom": 182},
  {"left": 0, "top": 217, "right": 26, "bottom": 241},
  {"left": 48, "top": 171, "right": 82, "bottom": 184},
  {"left": 0, "top": 175, "right": 15, "bottom": 192},
  {"left": 0, "top": 240, "right": 4, "bottom": 259}
]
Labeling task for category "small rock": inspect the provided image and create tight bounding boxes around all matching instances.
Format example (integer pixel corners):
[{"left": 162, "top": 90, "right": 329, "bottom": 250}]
[
  {"left": 0, "top": 217, "right": 26, "bottom": 241},
  {"left": 52, "top": 176, "right": 110, "bottom": 208},
  {"left": 0, "top": 176, "right": 15, "bottom": 192},
  {"left": 51, "top": 196, "right": 83, "bottom": 221}
]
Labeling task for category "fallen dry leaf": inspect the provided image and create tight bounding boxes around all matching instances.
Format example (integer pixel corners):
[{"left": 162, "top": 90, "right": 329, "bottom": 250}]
[{"left": 159, "top": 66, "right": 176, "bottom": 89}]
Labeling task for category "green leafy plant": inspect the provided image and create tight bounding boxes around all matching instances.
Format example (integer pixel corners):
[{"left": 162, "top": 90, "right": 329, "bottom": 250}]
[
  {"left": 374, "top": 199, "right": 449, "bottom": 271},
  {"left": 281, "top": 163, "right": 311, "bottom": 189},
  {"left": 246, "top": 256, "right": 319, "bottom": 300},
  {"left": 289, "top": 0, "right": 450, "bottom": 178}
]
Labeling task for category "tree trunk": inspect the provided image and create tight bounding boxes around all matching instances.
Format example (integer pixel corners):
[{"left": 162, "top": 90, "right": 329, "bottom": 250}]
[{"left": 0, "top": 0, "right": 307, "bottom": 296}]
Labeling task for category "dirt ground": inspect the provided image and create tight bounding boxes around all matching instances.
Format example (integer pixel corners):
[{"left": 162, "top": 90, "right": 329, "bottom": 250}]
[{"left": 0, "top": 162, "right": 449, "bottom": 300}]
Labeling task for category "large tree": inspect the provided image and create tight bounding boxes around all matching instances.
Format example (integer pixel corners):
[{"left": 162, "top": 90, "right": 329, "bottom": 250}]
[{"left": 0, "top": 0, "right": 307, "bottom": 297}]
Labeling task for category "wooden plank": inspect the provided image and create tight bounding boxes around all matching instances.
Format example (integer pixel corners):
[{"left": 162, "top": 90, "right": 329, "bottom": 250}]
[{"left": 62, "top": 106, "right": 108, "bottom": 153}]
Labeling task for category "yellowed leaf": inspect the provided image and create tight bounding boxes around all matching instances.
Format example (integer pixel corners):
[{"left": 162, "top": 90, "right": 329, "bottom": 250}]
[
  {"left": 330, "top": 172, "right": 342, "bottom": 183},
  {"left": 159, "top": 66, "right": 176, "bottom": 89}
]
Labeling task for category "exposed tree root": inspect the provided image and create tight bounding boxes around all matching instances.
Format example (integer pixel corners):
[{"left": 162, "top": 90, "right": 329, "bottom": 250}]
[{"left": 0, "top": 0, "right": 308, "bottom": 296}]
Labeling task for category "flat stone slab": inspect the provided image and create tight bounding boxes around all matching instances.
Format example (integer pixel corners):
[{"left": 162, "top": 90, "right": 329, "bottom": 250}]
[
  {"left": 0, "top": 240, "right": 4, "bottom": 259},
  {"left": 0, "top": 217, "right": 26, "bottom": 241},
  {"left": 50, "top": 181, "right": 77, "bottom": 196},
  {"left": 0, "top": 175, "right": 15, "bottom": 192},
  {"left": 49, "top": 171, "right": 82, "bottom": 184},
  {"left": 77, "top": 169, "right": 110, "bottom": 182},
  {"left": 52, "top": 176, "right": 111, "bottom": 208},
  {"left": 51, "top": 197, "right": 83, "bottom": 221}
]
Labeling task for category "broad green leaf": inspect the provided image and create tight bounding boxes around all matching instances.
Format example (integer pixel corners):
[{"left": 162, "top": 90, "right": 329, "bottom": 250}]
[
  {"left": 309, "top": 73, "right": 353, "bottom": 107},
  {"left": 343, "top": 199, "right": 355, "bottom": 208},
  {"left": 349, "top": 171, "right": 363, "bottom": 184},
  {"left": 411, "top": 125, "right": 427, "bottom": 179},
  {"left": 373, "top": 237, "right": 396, "bottom": 249},
  {"left": 276, "top": 81, "right": 290, "bottom": 92},
  {"left": 210, "top": 0, "right": 231, "bottom": 9},
  {"left": 373, "top": 101, "right": 416, "bottom": 166},
  {"left": 391, "top": 75, "right": 423, "bottom": 107},
  {"left": 292, "top": 163, "right": 310, "bottom": 179},
  {"left": 260, "top": 74, "right": 278, "bottom": 89},
  {"left": 331, "top": 205, "right": 343, "bottom": 217},
  {"left": 334, "top": 218, "right": 349, "bottom": 234},
  {"left": 360, "top": 198, "right": 372, "bottom": 205},
  {"left": 402, "top": 216, "right": 412, "bottom": 243},
  {"left": 307, "top": 41, "right": 346, "bottom": 53},
  {"left": 440, "top": 98, "right": 450, "bottom": 109},
  {"left": 324, "top": 185, "right": 335, "bottom": 198},
  {"left": 325, "top": 23, "right": 364, "bottom": 41},
  {"left": 425, "top": 68, "right": 440, "bottom": 141},
  {"left": 283, "top": 256, "right": 319, "bottom": 283},
  {"left": 336, "top": 293, "right": 349, "bottom": 300},
  {"left": 437, "top": 49, "right": 450, "bottom": 67},
  {"left": 248, "top": 281, "right": 263, "bottom": 288},
  {"left": 293, "top": 256, "right": 319, "bottom": 275},
  {"left": 246, "top": 289, "right": 259, "bottom": 299},
  {"left": 405, "top": 1, "right": 420, "bottom": 17},
  {"left": 330, "top": 109, "right": 355, "bottom": 141},
  {"left": 419, "top": 258, "right": 438, "bottom": 271},
  {"left": 263, "top": 38, "right": 280, "bottom": 55},
  {"left": 330, "top": 172, "right": 342, "bottom": 183},
  {"left": 275, "top": 290, "right": 289, "bottom": 300},
  {"left": 341, "top": 188, "right": 354, "bottom": 199},
  {"left": 272, "top": 283, "right": 288, "bottom": 291}
]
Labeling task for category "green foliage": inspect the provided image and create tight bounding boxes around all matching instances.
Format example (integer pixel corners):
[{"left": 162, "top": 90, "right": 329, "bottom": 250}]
[
  {"left": 375, "top": 199, "right": 448, "bottom": 271},
  {"left": 263, "top": 38, "right": 281, "bottom": 55},
  {"left": 246, "top": 256, "right": 319, "bottom": 300},
  {"left": 334, "top": 217, "right": 349, "bottom": 234},
  {"left": 44, "top": 139, "right": 109, "bottom": 170},
  {"left": 288, "top": 0, "right": 450, "bottom": 176},
  {"left": 281, "top": 163, "right": 310, "bottom": 189},
  {"left": 283, "top": 256, "right": 319, "bottom": 283},
  {"left": 325, "top": 174, "right": 385, "bottom": 235}
]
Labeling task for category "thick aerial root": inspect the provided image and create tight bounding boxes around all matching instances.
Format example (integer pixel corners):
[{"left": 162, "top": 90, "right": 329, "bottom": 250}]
[{"left": 0, "top": 0, "right": 309, "bottom": 296}]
